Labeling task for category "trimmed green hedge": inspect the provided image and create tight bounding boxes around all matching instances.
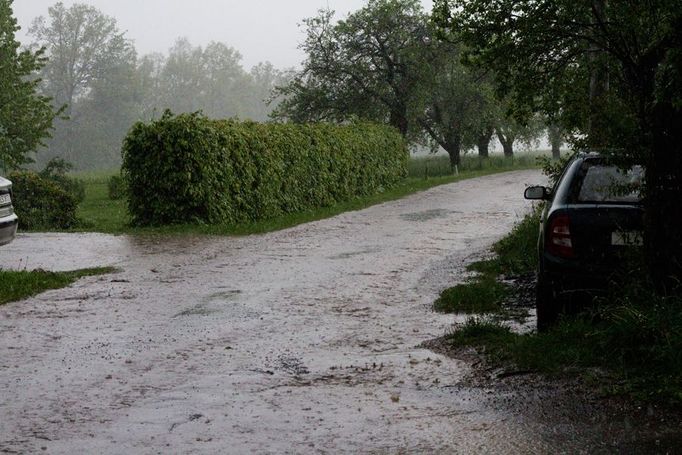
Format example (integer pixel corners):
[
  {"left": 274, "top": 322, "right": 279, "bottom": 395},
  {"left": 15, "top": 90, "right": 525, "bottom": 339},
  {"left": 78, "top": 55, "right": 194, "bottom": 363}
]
[{"left": 121, "top": 112, "right": 408, "bottom": 226}]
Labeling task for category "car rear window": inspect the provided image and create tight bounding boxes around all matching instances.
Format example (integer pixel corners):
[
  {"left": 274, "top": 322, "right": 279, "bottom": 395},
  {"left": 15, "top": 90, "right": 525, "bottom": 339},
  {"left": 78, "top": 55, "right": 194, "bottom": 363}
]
[{"left": 575, "top": 162, "right": 643, "bottom": 203}]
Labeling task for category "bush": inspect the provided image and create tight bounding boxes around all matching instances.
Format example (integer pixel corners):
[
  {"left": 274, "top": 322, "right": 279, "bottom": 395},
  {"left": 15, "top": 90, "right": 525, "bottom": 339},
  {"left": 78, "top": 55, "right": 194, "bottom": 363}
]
[
  {"left": 8, "top": 170, "right": 79, "bottom": 230},
  {"left": 108, "top": 175, "right": 126, "bottom": 200},
  {"left": 38, "top": 158, "right": 86, "bottom": 204},
  {"left": 122, "top": 111, "right": 408, "bottom": 226}
]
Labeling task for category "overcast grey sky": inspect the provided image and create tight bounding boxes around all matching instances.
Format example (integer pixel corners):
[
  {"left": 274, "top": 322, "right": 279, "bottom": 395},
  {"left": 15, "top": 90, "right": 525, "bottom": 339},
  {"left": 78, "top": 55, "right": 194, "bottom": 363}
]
[{"left": 13, "top": 0, "right": 434, "bottom": 69}]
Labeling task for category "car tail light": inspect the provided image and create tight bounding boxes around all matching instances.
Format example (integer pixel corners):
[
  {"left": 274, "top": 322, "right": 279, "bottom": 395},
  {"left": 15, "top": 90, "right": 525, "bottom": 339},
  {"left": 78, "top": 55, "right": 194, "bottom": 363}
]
[{"left": 547, "top": 214, "right": 574, "bottom": 258}]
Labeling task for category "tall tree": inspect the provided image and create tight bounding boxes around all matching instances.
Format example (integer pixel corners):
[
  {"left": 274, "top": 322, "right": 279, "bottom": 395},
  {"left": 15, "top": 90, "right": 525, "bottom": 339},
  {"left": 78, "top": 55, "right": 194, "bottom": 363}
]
[
  {"left": 29, "top": 2, "right": 131, "bottom": 114},
  {"left": 273, "top": 1, "right": 429, "bottom": 138},
  {"left": 275, "top": 0, "right": 499, "bottom": 171},
  {"left": 0, "top": 0, "right": 55, "bottom": 170},
  {"left": 155, "top": 38, "right": 248, "bottom": 119},
  {"left": 546, "top": 123, "right": 565, "bottom": 160},
  {"left": 246, "top": 62, "right": 288, "bottom": 121},
  {"left": 434, "top": 0, "right": 682, "bottom": 290},
  {"left": 417, "top": 36, "right": 495, "bottom": 169},
  {"left": 495, "top": 112, "right": 544, "bottom": 158},
  {"left": 29, "top": 2, "right": 136, "bottom": 168}
]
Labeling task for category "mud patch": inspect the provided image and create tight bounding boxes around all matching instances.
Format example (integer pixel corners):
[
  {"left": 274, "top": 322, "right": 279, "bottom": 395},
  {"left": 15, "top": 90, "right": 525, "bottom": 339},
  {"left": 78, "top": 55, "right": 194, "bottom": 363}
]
[{"left": 423, "top": 322, "right": 682, "bottom": 453}]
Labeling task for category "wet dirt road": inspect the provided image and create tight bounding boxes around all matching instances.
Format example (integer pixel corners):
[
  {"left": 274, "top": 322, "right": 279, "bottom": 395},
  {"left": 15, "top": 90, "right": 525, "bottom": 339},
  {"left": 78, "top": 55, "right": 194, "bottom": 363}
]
[{"left": 0, "top": 170, "right": 648, "bottom": 453}]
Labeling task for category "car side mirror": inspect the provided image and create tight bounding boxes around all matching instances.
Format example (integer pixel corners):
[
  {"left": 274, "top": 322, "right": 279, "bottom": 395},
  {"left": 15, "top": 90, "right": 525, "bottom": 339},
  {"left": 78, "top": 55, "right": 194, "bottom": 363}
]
[{"left": 524, "top": 185, "right": 551, "bottom": 200}]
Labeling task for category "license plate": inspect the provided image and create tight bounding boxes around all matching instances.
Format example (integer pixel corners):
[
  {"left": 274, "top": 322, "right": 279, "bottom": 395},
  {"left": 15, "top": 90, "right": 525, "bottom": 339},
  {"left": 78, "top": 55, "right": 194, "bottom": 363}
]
[
  {"left": 611, "top": 231, "right": 643, "bottom": 246},
  {"left": 0, "top": 194, "right": 10, "bottom": 205}
]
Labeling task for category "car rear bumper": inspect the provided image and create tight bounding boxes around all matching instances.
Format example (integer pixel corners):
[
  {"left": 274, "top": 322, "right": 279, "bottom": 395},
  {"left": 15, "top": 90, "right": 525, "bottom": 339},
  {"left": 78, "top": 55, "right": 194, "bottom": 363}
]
[
  {"left": 540, "top": 253, "right": 614, "bottom": 297},
  {"left": 0, "top": 214, "right": 18, "bottom": 246}
]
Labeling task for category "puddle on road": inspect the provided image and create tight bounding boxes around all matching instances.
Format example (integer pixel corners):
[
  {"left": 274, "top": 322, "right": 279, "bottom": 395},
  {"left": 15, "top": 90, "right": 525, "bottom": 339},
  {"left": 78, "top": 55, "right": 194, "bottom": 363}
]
[
  {"left": 329, "top": 248, "right": 380, "bottom": 260},
  {"left": 400, "top": 209, "right": 454, "bottom": 222},
  {"left": 173, "top": 290, "right": 243, "bottom": 318}
]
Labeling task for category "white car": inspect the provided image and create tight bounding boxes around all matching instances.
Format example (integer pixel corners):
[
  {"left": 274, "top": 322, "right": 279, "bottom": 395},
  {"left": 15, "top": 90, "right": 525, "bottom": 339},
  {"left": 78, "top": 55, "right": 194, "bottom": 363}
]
[{"left": 0, "top": 176, "right": 18, "bottom": 246}]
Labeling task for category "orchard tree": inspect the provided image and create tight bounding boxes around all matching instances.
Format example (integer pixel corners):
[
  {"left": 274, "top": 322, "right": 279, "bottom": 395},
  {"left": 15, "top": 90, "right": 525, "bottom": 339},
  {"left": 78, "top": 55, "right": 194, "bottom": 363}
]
[
  {"left": 495, "top": 110, "right": 544, "bottom": 158},
  {"left": 245, "top": 62, "right": 289, "bottom": 121},
  {"left": 273, "top": 0, "right": 429, "bottom": 138},
  {"left": 547, "top": 123, "right": 566, "bottom": 160},
  {"left": 274, "top": 0, "right": 499, "bottom": 171},
  {"left": 0, "top": 0, "right": 55, "bottom": 170},
  {"left": 29, "top": 2, "right": 132, "bottom": 114},
  {"left": 155, "top": 38, "right": 248, "bottom": 119},
  {"left": 417, "top": 36, "right": 497, "bottom": 169},
  {"left": 434, "top": 0, "right": 682, "bottom": 290},
  {"left": 29, "top": 2, "right": 137, "bottom": 168}
]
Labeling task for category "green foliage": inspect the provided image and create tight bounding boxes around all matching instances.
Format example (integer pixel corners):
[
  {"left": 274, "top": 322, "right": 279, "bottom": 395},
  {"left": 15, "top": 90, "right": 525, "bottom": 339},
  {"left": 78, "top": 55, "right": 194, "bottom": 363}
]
[
  {"left": 273, "top": 1, "right": 428, "bottom": 137},
  {"left": 0, "top": 0, "right": 56, "bottom": 170},
  {"left": 408, "top": 153, "right": 540, "bottom": 178},
  {"left": 8, "top": 170, "right": 79, "bottom": 230},
  {"left": 107, "top": 175, "right": 125, "bottom": 200},
  {"left": 490, "top": 207, "right": 542, "bottom": 276},
  {"left": 434, "top": 276, "right": 511, "bottom": 313},
  {"left": 537, "top": 152, "right": 575, "bottom": 187},
  {"left": 448, "top": 290, "right": 682, "bottom": 403},
  {"left": 434, "top": 0, "right": 682, "bottom": 291},
  {"left": 38, "top": 157, "right": 85, "bottom": 203},
  {"left": 29, "top": 2, "right": 137, "bottom": 170},
  {"left": 122, "top": 112, "right": 408, "bottom": 226},
  {"left": 435, "top": 208, "right": 541, "bottom": 314},
  {"left": 74, "top": 164, "right": 527, "bottom": 235},
  {"left": 273, "top": 0, "right": 512, "bottom": 168},
  {"left": 0, "top": 267, "right": 115, "bottom": 305}
]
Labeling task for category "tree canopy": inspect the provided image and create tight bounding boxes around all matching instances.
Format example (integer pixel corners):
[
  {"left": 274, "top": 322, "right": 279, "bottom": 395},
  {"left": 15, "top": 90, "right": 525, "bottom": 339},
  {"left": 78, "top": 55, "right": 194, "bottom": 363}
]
[
  {"left": 0, "top": 0, "right": 55, "bottom": 170},
  {"left": 274, "top": 1, "right": 429, "bottom": 138},
  {"left": 273, "top": 0, "right": 534, "bottom": 169},
  {"left": 434, "top": 0, "right": 682, "bottom": 289},
  {"left": 27, "top": 3, "right": 287, "bottom": 170}
]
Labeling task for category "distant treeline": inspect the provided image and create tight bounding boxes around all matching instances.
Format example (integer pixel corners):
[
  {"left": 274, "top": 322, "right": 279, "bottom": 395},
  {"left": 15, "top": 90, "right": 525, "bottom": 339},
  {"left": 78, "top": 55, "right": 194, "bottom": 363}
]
[{"left": 27, "top": 3, "right": 290, "bottom": 170}]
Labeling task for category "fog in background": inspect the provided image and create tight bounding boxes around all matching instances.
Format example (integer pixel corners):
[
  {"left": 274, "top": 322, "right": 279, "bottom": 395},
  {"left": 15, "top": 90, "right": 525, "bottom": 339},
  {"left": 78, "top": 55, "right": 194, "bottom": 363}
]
[{"left": 14, "top": 0, "right": 434, "bottom": 69}]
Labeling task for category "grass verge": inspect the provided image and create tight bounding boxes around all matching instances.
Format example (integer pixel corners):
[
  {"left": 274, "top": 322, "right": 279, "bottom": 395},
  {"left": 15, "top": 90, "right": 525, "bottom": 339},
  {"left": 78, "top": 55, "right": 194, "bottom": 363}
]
[
  {"left": 439, "top": 209, "right": 682, "bottom": 405},
  {"left": 433, "top": 208, "right": 540, "bottom": 314},
  {"left": 72, "top": 156, "right": 540, "bottom": 235},
  {"left": 0, "top": 267, "right": 116, "bottom": 305}
]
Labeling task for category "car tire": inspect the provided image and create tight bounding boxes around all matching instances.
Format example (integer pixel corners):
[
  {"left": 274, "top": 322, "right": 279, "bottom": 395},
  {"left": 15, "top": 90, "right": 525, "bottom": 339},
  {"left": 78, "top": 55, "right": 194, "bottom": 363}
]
[{"left": 536, "top": 274, "right": 559, "bottom": 331}]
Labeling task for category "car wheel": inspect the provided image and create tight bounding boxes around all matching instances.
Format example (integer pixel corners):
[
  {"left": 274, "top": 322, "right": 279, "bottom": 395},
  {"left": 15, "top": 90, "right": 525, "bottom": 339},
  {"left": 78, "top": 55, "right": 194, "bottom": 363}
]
[{"left": 536, "top": 274, "right": 559, "bottom": 331}]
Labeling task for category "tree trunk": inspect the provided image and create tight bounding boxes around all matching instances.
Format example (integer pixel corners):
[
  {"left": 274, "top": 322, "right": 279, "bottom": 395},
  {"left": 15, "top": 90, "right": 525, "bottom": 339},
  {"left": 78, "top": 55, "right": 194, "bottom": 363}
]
[
  {"left": 547, "top": 124, "right": 563, "bottom": 160},
  {"left": 645, "top": 102, "right": 682, "bottom": 294},
  {"left": 497, "top": 130, "right": 514, "bottom": 157},
  {"left": 443, "top": 134, "right": 462, "bottom": 173},
  {"left": 390, "top": 108, "right": 409, "bottom": 137},
  {"left": 477, "top": 128, "right": 493, "bottom": 157},
  {"left": 588, "top": 0, "right": 609, "bottom": 149}
]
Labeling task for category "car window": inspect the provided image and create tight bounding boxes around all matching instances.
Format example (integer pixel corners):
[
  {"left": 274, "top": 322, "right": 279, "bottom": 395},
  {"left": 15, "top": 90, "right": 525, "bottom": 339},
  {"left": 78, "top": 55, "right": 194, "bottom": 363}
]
[{"left": 575, "top": 163, "right": 643, "bottom": 203}]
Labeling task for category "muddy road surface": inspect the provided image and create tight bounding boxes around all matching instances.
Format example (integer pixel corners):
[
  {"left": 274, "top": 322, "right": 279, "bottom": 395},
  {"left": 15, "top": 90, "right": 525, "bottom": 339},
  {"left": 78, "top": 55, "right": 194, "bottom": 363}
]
[{"left": 0, "top": 170, "right": 655, "bottom": 453}]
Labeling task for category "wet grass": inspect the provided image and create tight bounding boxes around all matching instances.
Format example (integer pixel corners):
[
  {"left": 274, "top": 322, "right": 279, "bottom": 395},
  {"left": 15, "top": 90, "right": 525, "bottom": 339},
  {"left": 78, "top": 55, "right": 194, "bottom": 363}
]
[
  {"left": 0, "top": 267, "right": 116, "bottom": 305},
  {"left": 408, "top": 152, "right": 543, "bottom": 178},
  {"left": 70, "top": 155, "right": 540, "bottom": 235},
  {"left": 434, "top": 276, "right": 512, "bottom": 313},
  {"left": 434, "top": 208, "right": 541, "bottom": 314},
  {"left": 438, "top": 207, "right": 682, "bottom": 405}
]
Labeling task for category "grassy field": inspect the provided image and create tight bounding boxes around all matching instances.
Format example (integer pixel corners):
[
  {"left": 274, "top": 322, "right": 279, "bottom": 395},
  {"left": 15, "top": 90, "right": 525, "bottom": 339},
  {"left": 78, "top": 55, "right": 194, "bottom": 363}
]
[
  {"left": 72, "top": 153, "right": 542, "bottom": 235},
  {"left": 408, "top": 151, "right": 546, "bottom": 178}
]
